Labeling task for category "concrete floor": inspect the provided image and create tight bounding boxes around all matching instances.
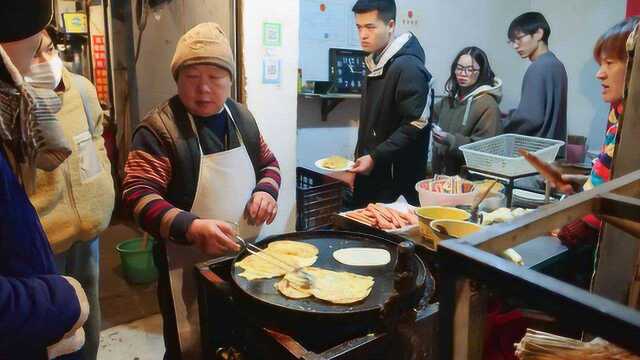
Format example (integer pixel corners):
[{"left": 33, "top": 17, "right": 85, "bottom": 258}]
[
  {"left": 100, "top": 224, "right": 160, "bottom": 329},
  {"left": 98, "top": 314, "right": 165, "bottom": 359},
  {"left": 99, "top": 224, "right": 163, "bottom": 358}
]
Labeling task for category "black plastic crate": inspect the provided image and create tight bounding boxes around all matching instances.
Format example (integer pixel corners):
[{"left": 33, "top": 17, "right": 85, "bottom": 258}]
[{"left": 296, "top": 167, "right": 344, "bottom": 231}]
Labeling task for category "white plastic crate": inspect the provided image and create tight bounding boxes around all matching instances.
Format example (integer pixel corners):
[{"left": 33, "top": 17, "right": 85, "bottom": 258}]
[{"left": 459, "top": 134, "right": 564, "bottom": 177}]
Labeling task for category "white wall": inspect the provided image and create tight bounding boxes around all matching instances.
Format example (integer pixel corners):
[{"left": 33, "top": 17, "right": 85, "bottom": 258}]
[
  {"left": 415, "top": 0, "right": 530, "bottom": 109},
  {"left": 297, "top": 97, "right": 359, "bottom": 169},
  {"left": 132, "top": 0, "right": 235, "bottom": 118},
  {"left": 243, "top": 0, "right": 299, "bottom": 235},
  {"left": 531, "top": 0, "right": 626, "bottom": 149}
]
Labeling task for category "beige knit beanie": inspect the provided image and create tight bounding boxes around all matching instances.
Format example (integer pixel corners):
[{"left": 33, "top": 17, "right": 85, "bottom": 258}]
[{"left": 170, "top": 22, "right": 235, "bottom": 80}]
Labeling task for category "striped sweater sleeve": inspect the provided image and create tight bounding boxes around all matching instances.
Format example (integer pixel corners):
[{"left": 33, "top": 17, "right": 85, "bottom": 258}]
[
  {"left": 122, "top": 127, "right": 197, "bottom": 243},
  {"left": 252, "top": 134, "right": 281, "bottom": 201}
]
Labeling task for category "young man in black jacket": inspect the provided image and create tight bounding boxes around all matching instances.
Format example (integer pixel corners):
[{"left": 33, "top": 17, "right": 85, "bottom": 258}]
[{"left": 349, "top": 0, "right": 432, "bottom": 207}]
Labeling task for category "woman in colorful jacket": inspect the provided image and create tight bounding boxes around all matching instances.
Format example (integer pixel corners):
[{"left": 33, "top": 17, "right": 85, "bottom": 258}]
[
  {"left": 431, "top": 46, "right": 502, "bottom": 176},
  {"left": 23, "top": 26, "right": 115, "bottom": 360},
  {"left": 554, "top": 17, "right": 639, "bottom": 247}
]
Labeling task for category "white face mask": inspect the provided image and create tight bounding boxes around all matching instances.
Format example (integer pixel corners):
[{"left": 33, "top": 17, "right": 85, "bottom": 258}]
[{"left": 24, "top": 55, "right": 64, "bottom": 90}]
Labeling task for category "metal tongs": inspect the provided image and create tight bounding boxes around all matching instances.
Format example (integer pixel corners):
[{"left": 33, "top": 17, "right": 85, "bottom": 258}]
[{"left": 235, "top": 235, "right": 314, "bottom": 287}]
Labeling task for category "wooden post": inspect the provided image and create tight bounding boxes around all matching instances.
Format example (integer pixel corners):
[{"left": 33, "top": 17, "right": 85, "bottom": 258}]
[
  {"left": 439, "top": 257, "right": 488, "bottom": 360},
  {"left": 105, "top": 0, "right": 140, "bottom": 172}
]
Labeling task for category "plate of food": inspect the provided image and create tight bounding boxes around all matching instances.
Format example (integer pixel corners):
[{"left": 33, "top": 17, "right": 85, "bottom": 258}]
[{"left": 315, "top": 155, "right": 355, "bottom": 172}]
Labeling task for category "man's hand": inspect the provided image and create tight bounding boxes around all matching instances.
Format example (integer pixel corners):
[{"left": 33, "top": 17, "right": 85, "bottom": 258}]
[
  {"left": 432, "top": 128, "right": 452, "bottom": 145},
  {"left": 549, "top": 174, "right": 588, "bottom": 195},
  {"left": 245, "top": 191, "right": 278, "bottom": 226},
  {"left": 186, "top": 219, "right": 240, "bottom": 256},
  {"left": 349, "top": 155, "right": 375, "bottom": 175}
]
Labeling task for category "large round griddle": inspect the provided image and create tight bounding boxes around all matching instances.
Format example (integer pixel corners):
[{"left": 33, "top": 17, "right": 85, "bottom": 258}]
[{"left": 230, "top": 231, "right": 427, "bottom": 317}]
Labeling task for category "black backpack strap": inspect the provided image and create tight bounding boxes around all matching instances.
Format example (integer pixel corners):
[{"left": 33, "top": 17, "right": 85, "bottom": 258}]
[{"left": 225, "top": 99, "right": 261, "bottom": 178}]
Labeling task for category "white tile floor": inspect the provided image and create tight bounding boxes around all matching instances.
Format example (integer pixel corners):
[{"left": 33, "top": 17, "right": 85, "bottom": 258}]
[{"left": 98, "top": 313, "right": 165, "bottom": 359}]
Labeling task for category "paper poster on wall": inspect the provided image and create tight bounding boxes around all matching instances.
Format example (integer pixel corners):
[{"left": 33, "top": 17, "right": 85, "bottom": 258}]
[
  {"left": 397, "top": 8, "right": 420, "bottom": 31},
  {"left": 262, "top": 57, "right": 281, "bottom": 85},
  {"left": 263, "top": 22, "right": 282, "bottom": 47},
  {"left": 300, "top": 0, "right": 347, "bottom": 42},
  {"left": 62, "top": 13, "right": 88, "bottom": 33}
]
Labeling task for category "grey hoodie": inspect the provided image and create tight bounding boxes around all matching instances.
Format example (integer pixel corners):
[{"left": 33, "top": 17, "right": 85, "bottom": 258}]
[{"left": 432, "top": 78, "right": 503, "bottom": 176}]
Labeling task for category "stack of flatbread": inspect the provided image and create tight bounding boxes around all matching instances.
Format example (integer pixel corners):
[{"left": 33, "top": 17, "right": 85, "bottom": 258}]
[
  {"left": 235, "top": 241, "right": 318, "bottom": 280},
  {"left": 276, "top": 267, "right": 375, "bottom": 304},
  {"left": 320, "top": 155, "right": 350, "bottom": 170},
  {"left": 235, "top": 240, "right": 375, "bottom": 304}
]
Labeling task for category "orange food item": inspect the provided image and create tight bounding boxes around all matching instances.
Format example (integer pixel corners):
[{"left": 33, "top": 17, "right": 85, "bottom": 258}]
[
  {"left": 343, "top": 204, "right": 418, "bottom": 230},
  {"left": 518, "top": 149, "right": 569, "bottom": 187}
]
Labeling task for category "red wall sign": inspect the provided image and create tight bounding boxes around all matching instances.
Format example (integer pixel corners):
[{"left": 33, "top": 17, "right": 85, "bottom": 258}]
[
  {"left": 91, "top": 35, "right": 109, "bottom": 105},
  {"left": 628, "top": 0, "right": 640, "bottom": 17}
]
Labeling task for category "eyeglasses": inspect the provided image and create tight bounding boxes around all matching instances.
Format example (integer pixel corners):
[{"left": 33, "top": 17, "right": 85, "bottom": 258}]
[
  {"left": 455, "top": 64, "right": 480, "bottom": 75},
  {"left": 507, "top": 33, "right": 531, "bottom": 45}
]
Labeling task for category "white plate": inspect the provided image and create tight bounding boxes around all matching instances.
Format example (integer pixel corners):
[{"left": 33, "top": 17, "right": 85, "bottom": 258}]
[
  {"left": 314, "top": 158, "right": 355, "bottom": 172},
  {"left": 339, "top": 197, "right": 419, "bottom": 234},
  {"left": 512, "top": 189, "right": 547, "bottom": 202}
]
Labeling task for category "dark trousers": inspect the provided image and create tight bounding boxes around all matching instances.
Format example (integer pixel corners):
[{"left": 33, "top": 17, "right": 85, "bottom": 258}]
[{"left": 153, "top": 243, "right": 182, "bottom": 360}]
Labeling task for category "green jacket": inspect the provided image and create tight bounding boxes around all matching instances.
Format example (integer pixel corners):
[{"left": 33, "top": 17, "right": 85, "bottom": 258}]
[{"left": 432, "top": 78, "right": 503, "bottom": 175}]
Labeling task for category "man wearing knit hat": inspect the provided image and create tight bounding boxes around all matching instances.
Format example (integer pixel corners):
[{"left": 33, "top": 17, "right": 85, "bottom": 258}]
[
  {"left": 1, "top": 1, "right": 89, "bottom": 359},
  {"left": 123, "top": 22, "right": 281, "bottom": 359}
]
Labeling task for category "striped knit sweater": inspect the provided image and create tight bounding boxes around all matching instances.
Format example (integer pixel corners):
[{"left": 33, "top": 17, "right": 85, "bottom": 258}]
[{"left": 123, "top": 108, "right": 280, "bottom": 242}]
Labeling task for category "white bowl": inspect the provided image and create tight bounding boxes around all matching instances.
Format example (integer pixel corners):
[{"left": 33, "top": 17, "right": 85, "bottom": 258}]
[
  {"left": 415, "top": 179, "right": 479, "bottom": 207},
  {"left": 479, "top": 193, "right": 507, "bottom": 212}
]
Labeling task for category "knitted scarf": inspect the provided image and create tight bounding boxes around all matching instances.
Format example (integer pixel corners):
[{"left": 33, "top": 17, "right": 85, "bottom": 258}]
[
  {"left": 0, "top": 44, "right": 70, "bottom": 171},
  {"left": 583, "top": 102, "right": 623, "bottom": 228}
]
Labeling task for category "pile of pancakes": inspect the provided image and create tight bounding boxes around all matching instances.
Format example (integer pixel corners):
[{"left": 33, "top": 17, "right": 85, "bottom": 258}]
[{"left": 235, "top": 240, "right": 374, "bottom": 304}]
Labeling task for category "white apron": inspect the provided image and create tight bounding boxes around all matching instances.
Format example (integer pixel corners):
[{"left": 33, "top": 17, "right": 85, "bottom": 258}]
[{"left": 165, "top": 104, "right": 261, "bottom": 359}]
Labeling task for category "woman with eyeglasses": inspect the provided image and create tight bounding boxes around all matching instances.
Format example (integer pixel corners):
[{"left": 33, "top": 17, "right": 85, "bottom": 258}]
[{"left": 431, "top": 46, "right": 502, "bottom": 176}]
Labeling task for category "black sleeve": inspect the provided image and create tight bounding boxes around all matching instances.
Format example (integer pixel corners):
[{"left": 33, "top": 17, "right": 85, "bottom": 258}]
[{"left": 370, "top": 60, "right": 431, "bottom": 164}]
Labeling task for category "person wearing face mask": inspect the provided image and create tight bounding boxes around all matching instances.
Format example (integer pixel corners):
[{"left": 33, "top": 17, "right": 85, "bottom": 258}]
[
  {"left": 23, "top": 26, "right": 114, "bottom": 360},
  {"left": 431, "top": 47, "right": 502, "bottom": 176},
  {"left": 348, "top": 0, "right": 432, "bottom": 207},
  {"left": 553, "top": 17, "right": 640, "bottom": 252},
  {"left": 123, "top": 22, "right": 280, "bottom": 359},
  {"left": 0, "top": 1, "right": 89, "bottom": 359}
]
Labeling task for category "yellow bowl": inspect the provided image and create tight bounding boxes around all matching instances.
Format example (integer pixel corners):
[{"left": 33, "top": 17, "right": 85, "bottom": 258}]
[
  {"left": 429, "top": 219, "right": 483, "bottom": 247},
  {"left": 415, "top": 207, "right": 471, "bottom": 250}
]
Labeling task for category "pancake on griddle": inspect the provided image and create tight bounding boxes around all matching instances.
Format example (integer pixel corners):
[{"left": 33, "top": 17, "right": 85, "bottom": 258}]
[
  {"left": 236, "top": 241, "right": 318, "bottom": 280},
  {"left": 276, "top": 267, "right": 375, "bottom": 304}
]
